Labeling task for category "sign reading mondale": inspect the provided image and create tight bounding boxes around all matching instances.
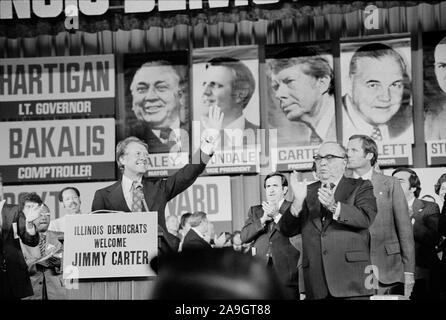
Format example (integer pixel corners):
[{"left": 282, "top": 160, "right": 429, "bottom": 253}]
[{"left": 0, "top": 0, "right": 280, "bottom": 19}]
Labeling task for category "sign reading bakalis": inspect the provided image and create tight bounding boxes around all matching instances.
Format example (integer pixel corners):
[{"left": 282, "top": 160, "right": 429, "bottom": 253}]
[
  {"left": 0, "top": 55, "right": 115, "bottom": 120},
  {"left": 63, "top": 212, "right": 157, "bottom": 279},
  {"left": 0, "top": 118, "right": 115, "bottom": 183}
]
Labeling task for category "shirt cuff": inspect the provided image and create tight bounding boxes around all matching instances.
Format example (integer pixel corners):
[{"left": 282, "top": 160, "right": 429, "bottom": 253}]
[{"left": 333, "top": 202, "right": 341, "bottom": 220}]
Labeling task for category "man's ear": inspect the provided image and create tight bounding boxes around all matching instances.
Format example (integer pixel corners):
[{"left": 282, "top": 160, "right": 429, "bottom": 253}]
[
  {"left": 283, "top": 186, "right": 288, "bottom": 196},
  {"left": 365, "top": 152, "right": 373, "bottom": 162},
  {"left": 317, "top": 75, "right": 331, "bottom": 94},
  {"left": 234, "top": 88, "right": 249, "bottom": 105}
]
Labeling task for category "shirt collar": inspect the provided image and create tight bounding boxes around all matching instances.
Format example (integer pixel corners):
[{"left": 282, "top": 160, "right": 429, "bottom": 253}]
[
  {"left": 353, "top": 167, "right": 374, "bottom": 180},
  {"left": 408, "top": 197, "right": 415, "bottom": 209},
  {"left": 122, "top": 174, "right": 142, "bottom": 193},
  {"left": 344, "top": 95, "right": 389, "bottom": 141},
  {"left": 191, "top": 227, "right": 207, "bottom": 241}
]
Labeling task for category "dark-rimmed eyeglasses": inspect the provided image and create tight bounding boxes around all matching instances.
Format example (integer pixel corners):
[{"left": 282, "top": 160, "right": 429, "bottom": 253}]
[{"left": 313, "top": 154, "right": 346, "bottom": 162}]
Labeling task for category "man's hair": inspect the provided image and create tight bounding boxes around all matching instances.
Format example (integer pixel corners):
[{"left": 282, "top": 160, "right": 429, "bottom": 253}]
[
  {"left": 205, "top": 57, "right": 255, "bottom": 109},
  {"left": 392, "top": 167, "right": 421, "bottom": 198},
  {"left": 268, "top": 46, "right": 334, "bottom": 95},
  {"left": 130, "top": 60, "right": 186, "bottom": 95},
  {"left": 421, "top": 194, "right": 436, "bottom": 203},
  {"left": 349, "top": 43, "right": 407, "bottom": 78},
  {"left": 434, "top": 173, "right": 446, "bottom": 195},
  {"left": 437, "top": 36, "right": 446, "bottom": 46},
  {"left": 320, "top": 141, "right": 347, "bottom": 158},
  {"left": 348, "top": 134, "right": 379, "bottom": 166},
  {"left": 20, "top": 192, "right": 43, "bottom": 212},
  {"left": 116, "top": 136, "right": 148, "bottom": 171},
  {"left": 179, "top": 212, "right": 192, "bottom": 230},
  {"left": 264, "top": 172, "right": 288, "bottom": 189},
  {"left": 189, "top": 211, "right": 207, "bottom": 228},
  {"left": 58, "top": 186, "right": 80, "bottom": 202}
]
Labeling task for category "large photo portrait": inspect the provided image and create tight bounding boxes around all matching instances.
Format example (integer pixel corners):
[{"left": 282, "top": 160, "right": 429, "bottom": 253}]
[
  {"left": 123, "top": 51, "right": 190, "bottom": 176},
  {"left": 192, "top": 45, "right": 260, "bottom": 175},
  {"left": 340, "top": 36, "right": 414, "bottom": 166},
  {"left": 265, "top": 42, "right": 336, "bottom": 171},
  {"left": 423, "top": 30, "right": 446, "bottom": 165}
]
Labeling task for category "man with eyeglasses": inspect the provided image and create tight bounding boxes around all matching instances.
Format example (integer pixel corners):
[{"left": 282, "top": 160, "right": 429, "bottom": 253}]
[
  {"left": 346, "top": 134, "right": 415, "bottom": 298},
  {"left": 280, "top": 141, "right": 377, "bottom": 299},
  {"left": 92, "top": 105, "right": 223, "bottom": 252}
]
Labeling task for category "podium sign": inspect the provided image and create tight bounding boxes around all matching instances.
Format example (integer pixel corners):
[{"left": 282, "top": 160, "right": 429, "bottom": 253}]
[{"left": 63, "top": 212, "right": 157, "bottom": 279}]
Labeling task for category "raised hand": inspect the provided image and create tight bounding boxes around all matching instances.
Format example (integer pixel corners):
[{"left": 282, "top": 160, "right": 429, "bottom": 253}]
[
  {"left": 206, "top": 105, "right": 224, "bottom": 132},
  {"left": 290, "top": 171, "right": 307, "bottom": 207},
  {"left": 23, "top": 203, "right": 42, "bottom": 224},
  {"left": 318, "top": 184, "right": 336, "bottom": 212}
]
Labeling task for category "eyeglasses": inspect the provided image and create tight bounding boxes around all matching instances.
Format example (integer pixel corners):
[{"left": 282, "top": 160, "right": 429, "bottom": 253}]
[{"left": 313, "top": 154, "right": 346, "bottom": 162}]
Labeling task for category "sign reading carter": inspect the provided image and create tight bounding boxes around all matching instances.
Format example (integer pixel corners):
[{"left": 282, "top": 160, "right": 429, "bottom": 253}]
[
  {"left": 0, "top": 55, "right": 115, "bottom": 120},
  {"left": 63, "top": 212, "right": 157, "bottom": 279},
  {"left": 0, "top": 118, "right": 116, "bottom": 183}
]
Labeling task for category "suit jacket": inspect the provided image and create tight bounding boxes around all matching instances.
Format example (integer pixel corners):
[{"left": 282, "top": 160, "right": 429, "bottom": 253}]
[
  {"left": 367, "top": 172, "right": 416, "bottom": 284},
  {"left": 91, "top": 151, "right": 210, "bottom": 236},
  {"left": 21, "top": 230, "right": 66, "bottom": 300},
  {"left": 280, "top": 177, "right": 377, "bottom": 299},
  {"left": 132, "top": 121, "right": 190, "bottom": 154},
  {"left": 0, "top": 204, "right": 39, "bottom": 299},
  {"left": 240, "top": 201, "right": 300, "bottom": 288},
  {"left": 411, "top": 198, "right": 441, "bottom": 273},
  {"left": 182, "top": 229, "right": 212, "bottom": 251},
  {"left": 440, "top": 201, "right": 446, "bottom": 237}
]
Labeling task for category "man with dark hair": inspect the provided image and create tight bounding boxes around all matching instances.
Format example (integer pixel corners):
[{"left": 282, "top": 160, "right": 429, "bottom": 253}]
[
  {"left": 268, "top": 47, "right": 336, "bottom": 145},
  {"left": 1, "top": 188, "right": 40, "bottom": 299},
  {"left": 346, "top": 134, "right": 415, "bottom": 297},
  {"left": 92, "top": 106, "right": 223, "bottom": 252},
  {"left": 129, "top": 60, "right": 189, "bottom": 154},
  {"left": 343, "top": 43, "right": 413, "bottom": 143},
  {"left": 49, "top": 186, "right": 82, "bottom": 233},
  {"left": 182, "top": 211, "right": 212, "bottom": 251},
  {"left": 201, "top": 57, "right": 258, "bottom": 149},
  {"left": 241, "top": 172, "right": 300, "bottom": 299},
  {"left": 280, "top": 142, "right": 377, "bottom": 299},
  {"left": 392, "top": 167, "right": 441, "bottom": 299}
]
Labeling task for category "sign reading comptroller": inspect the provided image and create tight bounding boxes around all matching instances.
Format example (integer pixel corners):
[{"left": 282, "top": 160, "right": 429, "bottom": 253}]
[
  {"left": 0, "top": 55, "right": 115, "bottom": 120},
  {"left": 63, "top": 212, "right": 158, "bottom": 279}
]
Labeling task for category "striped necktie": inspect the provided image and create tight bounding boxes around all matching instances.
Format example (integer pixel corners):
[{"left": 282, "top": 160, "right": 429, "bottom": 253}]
[
  {"left": 131, "top": 181, "right": 144, "bottom": 212},
  {"left": 371, "top": 126, "right": 383, "bottom": 141}
]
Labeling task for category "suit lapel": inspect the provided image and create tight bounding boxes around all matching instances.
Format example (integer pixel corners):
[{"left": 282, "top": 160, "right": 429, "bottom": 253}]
[
  {"left": 306, "top": 182, "right": 323, "bottom": 232},
  {"left": 108, "top": 181, "right": 131, "bottom": 212},
  {"left": 412, "top": 198, "right": 424, "bottom": 219}
]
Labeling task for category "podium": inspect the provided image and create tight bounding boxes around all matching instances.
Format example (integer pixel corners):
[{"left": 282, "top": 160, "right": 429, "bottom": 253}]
[{"left": 63, "top": 212, "right": 161, "bottom": 300}]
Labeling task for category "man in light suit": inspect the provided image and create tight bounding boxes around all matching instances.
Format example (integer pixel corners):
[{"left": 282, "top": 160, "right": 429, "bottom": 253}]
[
  {"left": 346, "top": 134, "right": 415, "bottom": 297},
  {"left": 392, "top": 167, "right": 441, "bottom": 299},
  {"left": 92, "top": 106, "right": 223, "bottom": 252},
  {"left": 280, "top": 142, "right": 377, "bottom": 299},
  {"left": 182, "top": 211, "right": 212, "bottom": 251},
  {"left": 0, "top": 187, "right": 40, "bottom": 299},
  {"left": 21, "top": 203, "right": 66, "bottom": 300},
  {"left": 241, "top": 172, "right": 300, "bottom": 299}
]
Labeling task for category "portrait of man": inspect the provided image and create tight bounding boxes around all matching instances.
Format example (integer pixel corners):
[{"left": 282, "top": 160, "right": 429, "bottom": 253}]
[
  {"left": 424, "top": 32, "right": 446, "bottom": 140},
  {"left": 341, "top": 40, "right": 413, "bottom": 144},
  {"left": 193, "top": 46, "right": 260, "bottom": 151},
  {"left": 266, "top": 44, "right": 336, "bottom": 147},
  {"left": 125, "top": 53, "right": 190, "bottom": 155}
]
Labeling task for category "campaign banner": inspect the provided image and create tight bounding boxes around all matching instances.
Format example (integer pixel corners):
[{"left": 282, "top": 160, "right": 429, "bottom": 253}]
[
  {"left": 340, "top": 35, "right": 414, "bottom": 154},
  {"left": 423, "top": 31, "right": 446, "bottom": 164},
  {"left": 426, "top": 141, "right": 446, "bottom": 166},
  {"left": 2, "top": 181, "right": 112, "bottom": 220},
  {"left": 165, "top": 176, "right": 232, "bottom": 223},
  {"left": 0, "top": 118, "right": 116, "bottom": 183},
  {"left": 123, "top": 51, "right": 190, "bottom": 177},
  {"left": 192, "top": 45, "right": 261, "bottom": 175},
  {"left": 265, "top": 41, "right": 336, "bottom": 172},
  {"left": 0, "top": 55, "right": 115, "bottom": 120},
  {"left": 376, "top": 142, "right": 412, "bottom": 167},
  {"left": 63, "top": 212, "right": 157, "bottom": 279}
]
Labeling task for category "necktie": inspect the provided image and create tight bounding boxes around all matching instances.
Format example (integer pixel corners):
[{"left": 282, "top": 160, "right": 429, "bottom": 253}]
[
  {"left": 371, "top": 126, "right": 383, "bottom": 141},
  {"left": 131, "top": 181, "right": 144, "bottom": 212},
  {"left": 39, "top": 233, "right": 47, "bottom": 256},
  {"left": 309, "top": 127, "right": 323, "bottom": 145},
  {"left": 268, "top": 220, "right": 276, "bottom": 233},
  {"left": 159, "top": 128, "right": 173, "bottom": 142}
]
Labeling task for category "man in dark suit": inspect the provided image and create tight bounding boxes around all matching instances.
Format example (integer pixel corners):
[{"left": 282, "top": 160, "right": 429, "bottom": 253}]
[
  {"left": 200, "top": 57, "right": 259, "bottom": 151},
  {"left": 241, "top": 172, "right": 300, "bottom": 299},
  {"left": 182, "top": 211, "right": 212, "bottom": 251},
  {"left": 0, "top": 189, "right": 40, "bottom": 299},
  {"left": 392, "top": 168, "right": 441, "bottom": 299},
  {"left": 92, "top": 106, "right": 223, "bottom": 252},
  {"left": 280, "top": 142, "right": 377, "bottom": 299},
  {"left": 128, "top": 60, "right": 189, "bottom": 154},
  {"left": 346, "top": 134, "right": 415, "bottom": 297}
]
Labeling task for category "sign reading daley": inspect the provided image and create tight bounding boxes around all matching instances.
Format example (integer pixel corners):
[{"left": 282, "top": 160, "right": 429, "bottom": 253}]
[
  {"left": 0, "top": 55, "right": 115, "bottom": 120},
  {"left": 63, "top": 212, "right": 157, "bottom": 279},
  {"left": 0, "top": 118, "right": 116, "bottom": 183}
]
